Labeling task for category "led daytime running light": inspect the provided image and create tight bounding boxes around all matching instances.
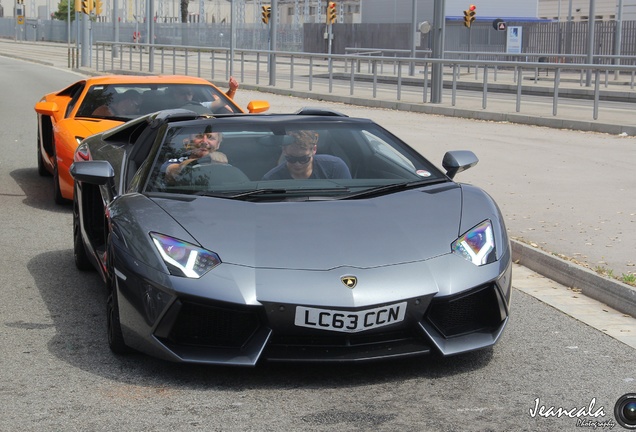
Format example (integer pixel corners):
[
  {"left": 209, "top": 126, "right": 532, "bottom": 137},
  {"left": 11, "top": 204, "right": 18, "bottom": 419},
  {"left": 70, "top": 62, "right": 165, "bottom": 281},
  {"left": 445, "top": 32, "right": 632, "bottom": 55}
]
[
  {"left": 452, "top": 220, "right": 495, "bottom": 266},
  {"left": 151, "top": 233, "right": 221, "bottom": 278}
]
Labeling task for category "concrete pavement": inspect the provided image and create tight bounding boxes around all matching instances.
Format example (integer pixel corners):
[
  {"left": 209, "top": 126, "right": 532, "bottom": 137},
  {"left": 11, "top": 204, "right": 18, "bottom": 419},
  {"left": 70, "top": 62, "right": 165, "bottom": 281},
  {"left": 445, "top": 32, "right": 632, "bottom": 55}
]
[{"left": 1, "top": 38, "right": 634, "bottom": 348}]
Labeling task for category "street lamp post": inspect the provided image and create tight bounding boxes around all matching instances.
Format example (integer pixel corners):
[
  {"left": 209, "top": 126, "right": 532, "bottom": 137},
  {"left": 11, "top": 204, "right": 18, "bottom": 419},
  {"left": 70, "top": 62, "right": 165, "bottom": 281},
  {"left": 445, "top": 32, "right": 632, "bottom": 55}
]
[
  {"left": 269, "top": 0, "right": 277, "bottom": 86},
  {"left": 585, "top": 0, "right": 595, "bottom": 86},
  {"left": 67, "top": 0, "right": 71, "bottom": 66},
  {"left": 430, "top": 0, "right": 445, "bottom": 103},
  {"left": 230, "top": 0, "right": 235, "bottom": 77},
  {"left": 113, "top": 0, "right": 120, "bottom": 58},
  {"left": 565, "top": 0, "right": 573, "bottom": 59},
  {"left": 409, "top": 0, "right": 417, "bottom": 76},
  {"left": 614, "top": 0, "right": 623, "bottom": 80},
  {"left": 148, "top": 0, "right": 154, "bottom": 70}
]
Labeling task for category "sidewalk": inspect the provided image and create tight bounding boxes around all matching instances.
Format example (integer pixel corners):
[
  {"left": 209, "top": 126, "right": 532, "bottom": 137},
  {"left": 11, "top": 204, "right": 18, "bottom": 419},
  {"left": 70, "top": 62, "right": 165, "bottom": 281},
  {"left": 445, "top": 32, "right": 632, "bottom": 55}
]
[{"left": 2, "top": 38, "right": 635, "bottom": 347}]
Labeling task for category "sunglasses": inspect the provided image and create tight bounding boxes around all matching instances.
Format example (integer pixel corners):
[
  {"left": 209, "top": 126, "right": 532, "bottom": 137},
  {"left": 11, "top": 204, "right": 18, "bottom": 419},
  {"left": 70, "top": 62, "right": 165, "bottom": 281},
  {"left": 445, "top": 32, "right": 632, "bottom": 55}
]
[{"left": 285, "top": 154, "right": 312, "bottom": 165}]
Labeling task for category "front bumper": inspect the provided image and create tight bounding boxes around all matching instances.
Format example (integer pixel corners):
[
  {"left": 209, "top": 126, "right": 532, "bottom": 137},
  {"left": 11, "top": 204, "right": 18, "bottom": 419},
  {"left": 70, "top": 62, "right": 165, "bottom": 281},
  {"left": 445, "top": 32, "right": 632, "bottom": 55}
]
[{"left": 114, "top": 248, "right": 512, "bottom": 365}]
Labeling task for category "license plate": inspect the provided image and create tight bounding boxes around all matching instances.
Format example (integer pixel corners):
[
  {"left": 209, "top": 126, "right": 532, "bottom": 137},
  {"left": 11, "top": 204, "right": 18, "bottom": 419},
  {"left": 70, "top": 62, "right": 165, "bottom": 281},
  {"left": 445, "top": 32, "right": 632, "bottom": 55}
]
[{"left": 294, "top": 302, "right": 407, "bottom": 333}]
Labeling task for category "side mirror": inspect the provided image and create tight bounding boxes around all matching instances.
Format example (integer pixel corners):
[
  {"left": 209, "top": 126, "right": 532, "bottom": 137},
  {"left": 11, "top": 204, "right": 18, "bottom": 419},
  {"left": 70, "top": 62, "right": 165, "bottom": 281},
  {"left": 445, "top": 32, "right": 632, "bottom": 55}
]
[
  {"left": 70, "top": 160, "right": 116, "bottom": 203},
  {"left": 246, "top": 100, "right": 270, "bottom": 113},
  {"left": 34, "top": 101, "right": 59, "bottom": 116},
  {"left": 442, "top": 150, "right": 478, "bottom": 180}
]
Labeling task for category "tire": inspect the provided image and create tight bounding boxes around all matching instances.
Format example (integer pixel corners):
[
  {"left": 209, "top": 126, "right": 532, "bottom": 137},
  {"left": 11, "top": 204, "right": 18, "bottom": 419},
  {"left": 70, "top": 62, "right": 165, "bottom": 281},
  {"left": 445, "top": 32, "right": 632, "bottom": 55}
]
[
  {"left": 37, "top": 129, "right": 50, "bottom": 177},
  {"left": 106, "top": 283, "right": 131, "bottom": 355},
  {"left": 53, "top": 154, "right": 70, "bottom": 205},
  {"left": 106, "top": 238, "right": 132, "bottom": 355},
  {"left": 73, "top": 197, "right": 93, "bottom": 271}
]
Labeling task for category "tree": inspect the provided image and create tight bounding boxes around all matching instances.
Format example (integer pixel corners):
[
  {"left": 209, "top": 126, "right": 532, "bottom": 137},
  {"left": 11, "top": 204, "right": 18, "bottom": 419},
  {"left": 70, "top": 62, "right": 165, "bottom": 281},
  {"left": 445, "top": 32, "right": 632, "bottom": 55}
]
[{"left": 53, "top": 0, "right": 77, "bottom": 21}]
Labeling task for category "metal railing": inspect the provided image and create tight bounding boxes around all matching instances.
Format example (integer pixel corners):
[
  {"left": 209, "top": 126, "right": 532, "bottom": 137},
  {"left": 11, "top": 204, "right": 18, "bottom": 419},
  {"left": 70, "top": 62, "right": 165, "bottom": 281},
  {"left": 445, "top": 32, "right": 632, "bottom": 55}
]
[{"left": 94, "top": 41, "right": 636, "bottom": 122}]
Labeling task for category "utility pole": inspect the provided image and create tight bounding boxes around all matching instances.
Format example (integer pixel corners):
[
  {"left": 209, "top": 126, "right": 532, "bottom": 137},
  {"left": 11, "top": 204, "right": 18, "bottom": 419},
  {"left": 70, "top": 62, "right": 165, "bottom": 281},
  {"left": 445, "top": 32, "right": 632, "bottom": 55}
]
[
  {"left": 614, "top": 0, "right": 623, "bottom": 80},
  {"left": 230, "top": 0, "right": 235, "bottom": 76},
  {"left": 148, "top": 0, "right": 154, "bottom": 71},
  {"left": 113, "top": 0, "right": 119, "bottom": 58},
  {"left": 81, "top": 7, "right": 90, "bottom": 66},
  {"left": 585, "top": 0, "right": 595, "bottom": 86},
  {"left": 269, "top": 0, "right": 277, "bottom": 86},
  {"left": 409, "top": 0, "right": 416, "bottom": 76},
  {"left": 430, "top": 0, "right": 445, "bottom": 103}
]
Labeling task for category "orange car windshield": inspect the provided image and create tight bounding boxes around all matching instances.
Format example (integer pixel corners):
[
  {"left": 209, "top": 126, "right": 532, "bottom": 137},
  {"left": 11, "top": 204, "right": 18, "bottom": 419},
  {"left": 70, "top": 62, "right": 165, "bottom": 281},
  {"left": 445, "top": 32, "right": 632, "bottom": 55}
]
[{"left": 76, "top": 83, "right": 238, "bottom": 119}]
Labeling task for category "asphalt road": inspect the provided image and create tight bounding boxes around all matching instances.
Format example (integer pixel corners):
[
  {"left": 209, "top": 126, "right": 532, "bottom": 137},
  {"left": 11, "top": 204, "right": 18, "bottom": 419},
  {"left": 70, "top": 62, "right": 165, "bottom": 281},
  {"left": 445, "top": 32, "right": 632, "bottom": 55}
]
[{"left": 0, "top": 56, "right": 635, "bottom": 432}]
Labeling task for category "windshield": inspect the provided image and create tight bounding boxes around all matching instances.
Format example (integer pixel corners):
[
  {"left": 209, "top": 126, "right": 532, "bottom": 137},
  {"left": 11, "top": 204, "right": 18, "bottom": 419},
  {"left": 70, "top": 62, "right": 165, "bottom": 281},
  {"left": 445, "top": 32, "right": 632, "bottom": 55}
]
[
  {"left": 75, "top": 83, "right": 238, "bottom": 120},
  {"left": 144, "top": 119, "right": 446, "bottom": 200}
]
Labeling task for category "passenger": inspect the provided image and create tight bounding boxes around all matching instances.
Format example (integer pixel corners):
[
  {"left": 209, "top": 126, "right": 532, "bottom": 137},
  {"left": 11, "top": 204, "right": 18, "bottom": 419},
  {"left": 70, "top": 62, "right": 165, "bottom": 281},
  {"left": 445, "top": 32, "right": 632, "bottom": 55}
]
[
  {"left": 164, "top": 132, "right": 227, "bottom": 184},
  {"left": 92, "top": 89, "right": 141, "bottom": 116},
  {"left": 262, "top": 130, "right": 352, "bottom": 180}
]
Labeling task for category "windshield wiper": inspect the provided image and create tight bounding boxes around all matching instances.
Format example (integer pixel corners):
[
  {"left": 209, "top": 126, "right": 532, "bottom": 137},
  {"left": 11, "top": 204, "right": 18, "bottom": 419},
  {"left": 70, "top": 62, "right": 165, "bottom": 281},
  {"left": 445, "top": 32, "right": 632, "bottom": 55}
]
[
  {"left": 198, "top": 187, "right": 350, "bottom": 200},
  {"left": 339, "top": 179, "right": 447, "bottom": 200},
  {"left": 225, "top": 188, "right": 289, "bottom": 199}
]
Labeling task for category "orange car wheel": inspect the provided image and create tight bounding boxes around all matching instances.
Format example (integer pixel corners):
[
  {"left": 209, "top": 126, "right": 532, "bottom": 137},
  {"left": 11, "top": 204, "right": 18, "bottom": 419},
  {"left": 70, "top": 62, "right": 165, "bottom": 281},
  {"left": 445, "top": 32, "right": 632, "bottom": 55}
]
[
  {"left": 37, "top": 129, "right": 51, "bottom": 177},
  {"left": 53, "top": 151, "right": 70, "bottom": 205}
]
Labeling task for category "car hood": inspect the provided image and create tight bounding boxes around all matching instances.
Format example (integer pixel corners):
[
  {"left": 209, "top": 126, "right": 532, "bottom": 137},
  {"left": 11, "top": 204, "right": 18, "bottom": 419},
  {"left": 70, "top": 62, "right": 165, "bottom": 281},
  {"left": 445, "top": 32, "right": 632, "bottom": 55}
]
[
  {"left": 73, "top": 118, "right": 124, "bottom": 137},
  {"left": 153, "top": 184, "right": 462, "bottom": 270}
]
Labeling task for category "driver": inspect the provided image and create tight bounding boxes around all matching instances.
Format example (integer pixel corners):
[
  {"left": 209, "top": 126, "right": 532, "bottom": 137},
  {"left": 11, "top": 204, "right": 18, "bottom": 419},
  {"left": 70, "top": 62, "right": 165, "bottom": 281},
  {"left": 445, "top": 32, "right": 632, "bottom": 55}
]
[
  {"left": 92, "top": 89, "right": 141, "bottom": 116},
  {"left": 164, "top": 132, "right": 227, "bottom": 184}
]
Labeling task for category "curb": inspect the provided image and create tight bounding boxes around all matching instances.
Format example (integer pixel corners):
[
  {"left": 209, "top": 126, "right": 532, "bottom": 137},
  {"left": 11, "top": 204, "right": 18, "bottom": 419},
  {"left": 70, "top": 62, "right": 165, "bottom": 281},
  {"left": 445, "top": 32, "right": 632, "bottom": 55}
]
[{"left": 511, "top": 240, "right": 636, "bottom": 318}]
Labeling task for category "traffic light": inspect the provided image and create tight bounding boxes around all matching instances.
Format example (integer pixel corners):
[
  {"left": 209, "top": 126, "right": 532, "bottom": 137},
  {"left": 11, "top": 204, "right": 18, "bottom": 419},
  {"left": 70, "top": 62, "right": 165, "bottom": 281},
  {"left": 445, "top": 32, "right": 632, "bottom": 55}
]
[
  {"left": 327, "top": 2, "right": 337, "bottom": 24},
  {"left": 261, "top": 5, "right": 271, "bottom": 25},
  {"left": 81, "top": 0, "right": 92, "bottom": 14},
  {"left": 16, "top": 0, "right": 24, "bottom": 4},
  {"left": 463, "top": 5, "right": 476, "bottom": 28},
  {"left": 95, "top": 0, "right": 103, "bottom": 15}
]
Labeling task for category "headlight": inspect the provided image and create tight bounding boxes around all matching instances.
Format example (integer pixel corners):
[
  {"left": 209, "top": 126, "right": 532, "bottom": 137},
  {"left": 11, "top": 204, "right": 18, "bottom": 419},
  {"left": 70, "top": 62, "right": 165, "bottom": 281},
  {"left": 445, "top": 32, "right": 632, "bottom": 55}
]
[
  {"left": 451, "top": 220, "right": 496, "bottom": 266},
  {"left": 151, "top": 233, "right": 221, "bottom": 278}
]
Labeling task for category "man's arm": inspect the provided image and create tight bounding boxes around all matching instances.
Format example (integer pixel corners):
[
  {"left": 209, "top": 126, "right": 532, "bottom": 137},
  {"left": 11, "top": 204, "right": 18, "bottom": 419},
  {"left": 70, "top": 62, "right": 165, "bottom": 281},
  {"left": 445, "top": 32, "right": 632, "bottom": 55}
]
[{"left": 225, "top": 76, "right": 239, "bottom": 99}]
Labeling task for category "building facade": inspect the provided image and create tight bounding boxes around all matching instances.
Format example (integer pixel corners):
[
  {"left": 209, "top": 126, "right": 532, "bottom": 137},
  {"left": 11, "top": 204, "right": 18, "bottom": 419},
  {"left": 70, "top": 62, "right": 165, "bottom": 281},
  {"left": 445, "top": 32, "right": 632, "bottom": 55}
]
[{"left": 5, "top": 0, "right": 636, "bottom": 24}]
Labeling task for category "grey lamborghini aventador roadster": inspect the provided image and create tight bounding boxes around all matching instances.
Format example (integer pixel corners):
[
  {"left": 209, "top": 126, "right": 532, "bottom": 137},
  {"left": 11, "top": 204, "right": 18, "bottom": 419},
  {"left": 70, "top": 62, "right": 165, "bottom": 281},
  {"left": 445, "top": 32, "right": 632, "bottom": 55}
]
[{"left": 70, "top": 107, "right": 512, "bottom": 365}]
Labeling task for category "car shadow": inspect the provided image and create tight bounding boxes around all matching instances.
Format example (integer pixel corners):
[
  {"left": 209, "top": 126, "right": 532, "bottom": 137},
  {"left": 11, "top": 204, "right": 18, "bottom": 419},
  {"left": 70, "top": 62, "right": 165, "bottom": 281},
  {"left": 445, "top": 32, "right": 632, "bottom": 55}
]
[
  {"left": 10, "top": 168, "right": 72, "bottom": 212},
  {"left": 28, "top": 249, "right": 496, "bottom": 390}
]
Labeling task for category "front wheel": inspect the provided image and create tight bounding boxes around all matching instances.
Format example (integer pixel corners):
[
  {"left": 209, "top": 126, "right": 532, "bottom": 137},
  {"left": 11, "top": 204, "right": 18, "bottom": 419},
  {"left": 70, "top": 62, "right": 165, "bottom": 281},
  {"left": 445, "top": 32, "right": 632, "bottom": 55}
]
[
  {"left": 53, "top": 152, "right": 70, "bottom": 205},
  {"left": 106, "top": 288, "right": 130, "bottom": 355},
  {"left": 37, "top": 129, "right": 50, "bottom": 177},
  {"left": 106, "top": 244, "right": 131, "bottom": 355}
]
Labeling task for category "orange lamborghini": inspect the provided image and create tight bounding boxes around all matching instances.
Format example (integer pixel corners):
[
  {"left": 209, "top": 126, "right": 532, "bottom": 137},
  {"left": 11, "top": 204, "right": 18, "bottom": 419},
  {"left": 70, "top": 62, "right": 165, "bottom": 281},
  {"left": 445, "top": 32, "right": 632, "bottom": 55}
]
[{"left": 34, "top": 75, "right": 269, "bottom": 204}]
